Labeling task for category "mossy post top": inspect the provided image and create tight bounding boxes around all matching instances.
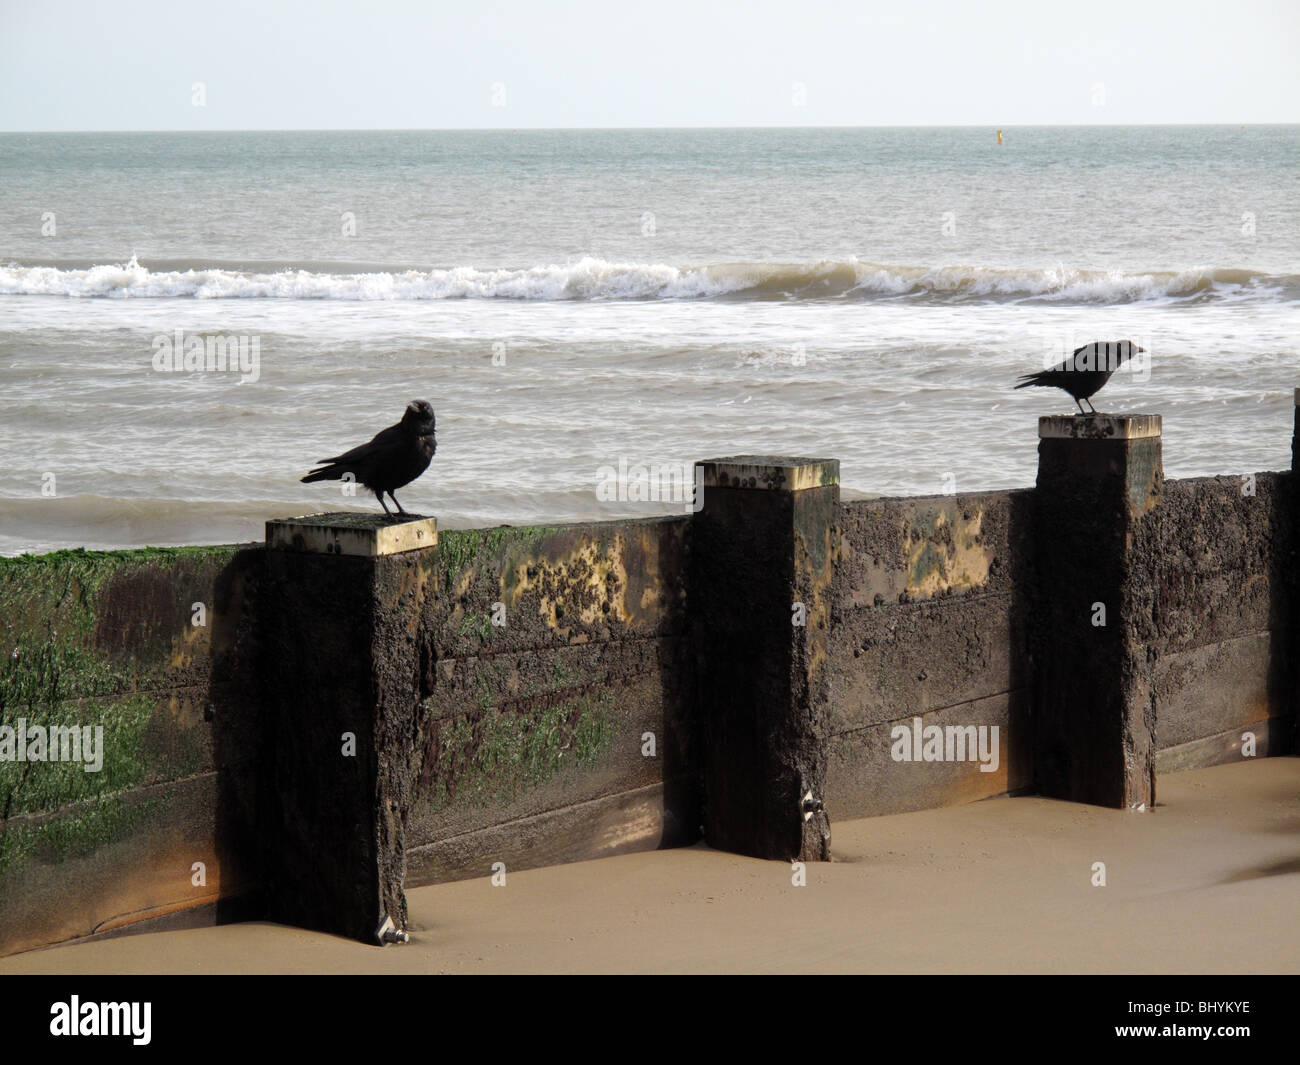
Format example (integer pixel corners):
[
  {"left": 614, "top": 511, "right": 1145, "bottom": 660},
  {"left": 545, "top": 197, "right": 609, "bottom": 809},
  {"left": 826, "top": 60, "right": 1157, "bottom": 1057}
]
[
  {"left": 696, "top": 456, "right": 839, "bottom": 492},
  {"left": 1038, "top": 414, "right": 1162, "bottom": 441},
  {"left": 266, "top": 512, "right": 438, "bottom": 556}
]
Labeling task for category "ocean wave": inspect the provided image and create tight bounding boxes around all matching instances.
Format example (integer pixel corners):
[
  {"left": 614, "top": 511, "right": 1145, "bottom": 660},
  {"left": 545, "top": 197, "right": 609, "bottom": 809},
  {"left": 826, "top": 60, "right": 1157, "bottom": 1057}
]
[{"left": 0, "top": 256, "right": 1291, "bottom": 305}]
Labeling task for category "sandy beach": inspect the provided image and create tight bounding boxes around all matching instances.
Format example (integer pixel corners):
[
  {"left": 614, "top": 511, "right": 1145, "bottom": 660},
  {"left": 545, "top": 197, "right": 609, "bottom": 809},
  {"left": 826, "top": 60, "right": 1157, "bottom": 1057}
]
[{"left": 3, "top": 758, "right": 1295, "bottom": 975}]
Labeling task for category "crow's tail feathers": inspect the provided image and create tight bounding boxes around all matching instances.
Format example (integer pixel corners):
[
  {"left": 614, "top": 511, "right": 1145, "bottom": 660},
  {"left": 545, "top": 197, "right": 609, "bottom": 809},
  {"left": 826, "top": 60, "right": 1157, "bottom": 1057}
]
[
  {"left": 301, "top": 464, "right": 345, "bottom": 483},
  {"left": 1014, "top": 372, "right": 1046, "bottom": 389}
]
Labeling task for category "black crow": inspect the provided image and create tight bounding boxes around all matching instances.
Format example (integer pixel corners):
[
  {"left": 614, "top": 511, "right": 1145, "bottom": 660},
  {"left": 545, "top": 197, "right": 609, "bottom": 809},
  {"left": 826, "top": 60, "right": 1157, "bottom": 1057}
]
[
  {"left": 1014, "top": 340, "right": 1145, "bottom": 415},
  {"left": 301, "top": 400, "right": 436, "bottom": 516}
]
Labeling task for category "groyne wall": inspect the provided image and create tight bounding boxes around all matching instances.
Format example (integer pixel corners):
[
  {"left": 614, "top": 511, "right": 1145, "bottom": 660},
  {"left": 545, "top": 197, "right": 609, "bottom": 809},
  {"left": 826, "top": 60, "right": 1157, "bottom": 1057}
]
[
  {"left": 827, "top": 490, "right": 1036, "bottom": 817},
  {"left": 0, "top": 545, "right": 261, "bottom": 956},
  {"left": 1143, "top": 475, "right": 1293, "bottom": 770},
  {"left": 2, "top": 412, "right": 1296, "bottom": 955},
  {"left": 404, "top": 519, "right": 697, "bottom": 884}
]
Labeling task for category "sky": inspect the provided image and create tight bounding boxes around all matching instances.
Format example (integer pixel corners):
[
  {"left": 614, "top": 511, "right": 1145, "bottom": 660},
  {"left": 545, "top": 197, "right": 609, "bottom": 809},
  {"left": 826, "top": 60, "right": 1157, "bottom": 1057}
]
[{"left": 2, "top": 0, "right": 1298, "bottom": 130}]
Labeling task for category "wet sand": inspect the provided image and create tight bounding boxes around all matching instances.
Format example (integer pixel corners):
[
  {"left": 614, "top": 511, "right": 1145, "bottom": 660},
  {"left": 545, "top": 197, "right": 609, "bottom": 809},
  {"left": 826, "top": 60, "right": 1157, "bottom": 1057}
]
[{"left": 3, "top": 758, "right": 1297, "bottom": 974}]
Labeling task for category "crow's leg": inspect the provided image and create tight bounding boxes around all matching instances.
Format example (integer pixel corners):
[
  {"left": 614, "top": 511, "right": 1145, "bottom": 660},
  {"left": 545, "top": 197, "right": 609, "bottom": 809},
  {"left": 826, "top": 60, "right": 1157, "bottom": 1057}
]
[
  {"left": 388, "top": 491, "right": 408, "bottom": 516},
  {"left": 1083, "top": 397, "right": 1098, "bottom": 415},
  {"left": 1074, "top": 396, "right": 1087, "bottom": 415},
  {"left": 375, "top": 490, "right": 393, "bottom": 516}
]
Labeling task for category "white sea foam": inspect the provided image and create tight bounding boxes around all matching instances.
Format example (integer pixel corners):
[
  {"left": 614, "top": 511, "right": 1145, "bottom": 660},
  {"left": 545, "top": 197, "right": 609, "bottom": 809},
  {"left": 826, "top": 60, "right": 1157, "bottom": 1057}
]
[{"left": 0, "top": 256, "right": 748, "bottom": 302}]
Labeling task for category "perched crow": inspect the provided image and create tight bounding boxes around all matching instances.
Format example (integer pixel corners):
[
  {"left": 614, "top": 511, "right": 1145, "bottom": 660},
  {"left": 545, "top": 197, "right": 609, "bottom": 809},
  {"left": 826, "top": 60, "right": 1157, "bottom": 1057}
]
[
  {"left": 1014, "top": 340, "right": 1145, "bottom": 415},
  {"left": 301, "top": 400, "right": 436, "bottom": 516}
]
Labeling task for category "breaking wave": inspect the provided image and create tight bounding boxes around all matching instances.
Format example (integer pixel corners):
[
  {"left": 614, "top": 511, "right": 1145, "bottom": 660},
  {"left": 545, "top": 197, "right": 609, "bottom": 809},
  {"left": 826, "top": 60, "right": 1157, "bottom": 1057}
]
[{"left": 0, "top": 256, "right": 1292, "bottom": 305}]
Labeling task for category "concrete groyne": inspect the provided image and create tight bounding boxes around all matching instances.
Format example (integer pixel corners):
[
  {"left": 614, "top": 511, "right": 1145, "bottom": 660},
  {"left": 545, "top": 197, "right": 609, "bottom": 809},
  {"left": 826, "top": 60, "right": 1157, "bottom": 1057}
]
[{"left": 1, "top": 408, "right": 1296, "bottom": 955}]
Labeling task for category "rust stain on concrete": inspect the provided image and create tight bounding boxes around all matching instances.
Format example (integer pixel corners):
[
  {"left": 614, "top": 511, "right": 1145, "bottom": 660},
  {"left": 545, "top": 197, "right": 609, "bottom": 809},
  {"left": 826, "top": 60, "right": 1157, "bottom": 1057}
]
[
  {"left": 509, "top": 533, "right": 633, "bottom": 638},
  {"left": 905, "top": 506, "right": 990, "bottom": 598},
  {"left": 169, "top": 622, "right": 207, "bottom": 671},
  {"left": 797, "top": 521, "right": 839, "bottom": 678}
]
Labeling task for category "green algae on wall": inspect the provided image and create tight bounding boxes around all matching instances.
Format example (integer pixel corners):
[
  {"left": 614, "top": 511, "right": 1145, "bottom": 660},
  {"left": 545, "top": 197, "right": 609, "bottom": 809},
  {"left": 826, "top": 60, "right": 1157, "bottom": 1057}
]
[
  {"left": 438, "top": 525, "right": 564, "bottom": 591},
  {"left": 0, "top": 545, "right": 239, "bottom": 701},
  {"left": 456, "top": 611, "right": 494, "bottom": 641},
  {"left": 0, "top": 694, "right": 162, "bottom": 818},
  {"left": 0, "top": 545, "right": 235, "bottom": 866},
  {"left": 0, "top": 795, "right": 165, "bottom": 877},
  {"left": 421, "top": 691, "right": 615, "bottom": 813}
]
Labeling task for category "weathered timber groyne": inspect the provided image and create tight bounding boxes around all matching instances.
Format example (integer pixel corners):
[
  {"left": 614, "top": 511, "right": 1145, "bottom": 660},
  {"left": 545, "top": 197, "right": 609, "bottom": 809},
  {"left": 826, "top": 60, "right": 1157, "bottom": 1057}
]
[{"left": 1, "top": 408, "right": 1296, "bottom": 955}]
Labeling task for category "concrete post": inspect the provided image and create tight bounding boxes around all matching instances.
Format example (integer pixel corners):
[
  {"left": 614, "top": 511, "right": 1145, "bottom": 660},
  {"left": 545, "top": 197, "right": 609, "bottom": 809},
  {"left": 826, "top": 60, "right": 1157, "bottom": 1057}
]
[
  {"left": 261, "top": 513, "right": 437, "bottom": 943},
  {"left": 1032, "top": 415, "right": 1162, "bottom": 808},
  {"left": 1293, "top": 389, "right": 1300, "bottom": 755},
  {"left": 690, "top": 457, "right": 838, "bottom": 861}
]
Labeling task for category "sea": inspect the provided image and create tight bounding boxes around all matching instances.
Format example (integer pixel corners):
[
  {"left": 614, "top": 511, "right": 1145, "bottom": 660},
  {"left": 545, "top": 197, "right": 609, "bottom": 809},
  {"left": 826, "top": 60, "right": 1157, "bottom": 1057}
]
[{"left": 1, "top": 126, "right": 1297, "bottom": 554}]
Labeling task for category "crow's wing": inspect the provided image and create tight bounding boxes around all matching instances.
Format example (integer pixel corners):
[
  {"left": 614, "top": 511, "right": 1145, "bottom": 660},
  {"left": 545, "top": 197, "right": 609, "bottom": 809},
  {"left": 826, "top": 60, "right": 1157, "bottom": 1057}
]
[
  {"left": 317, "top": 422, "right": 405, "bottom": 465},
  {"left": 1042, "top": 343, "right": 1095, "bottom": 376}
]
